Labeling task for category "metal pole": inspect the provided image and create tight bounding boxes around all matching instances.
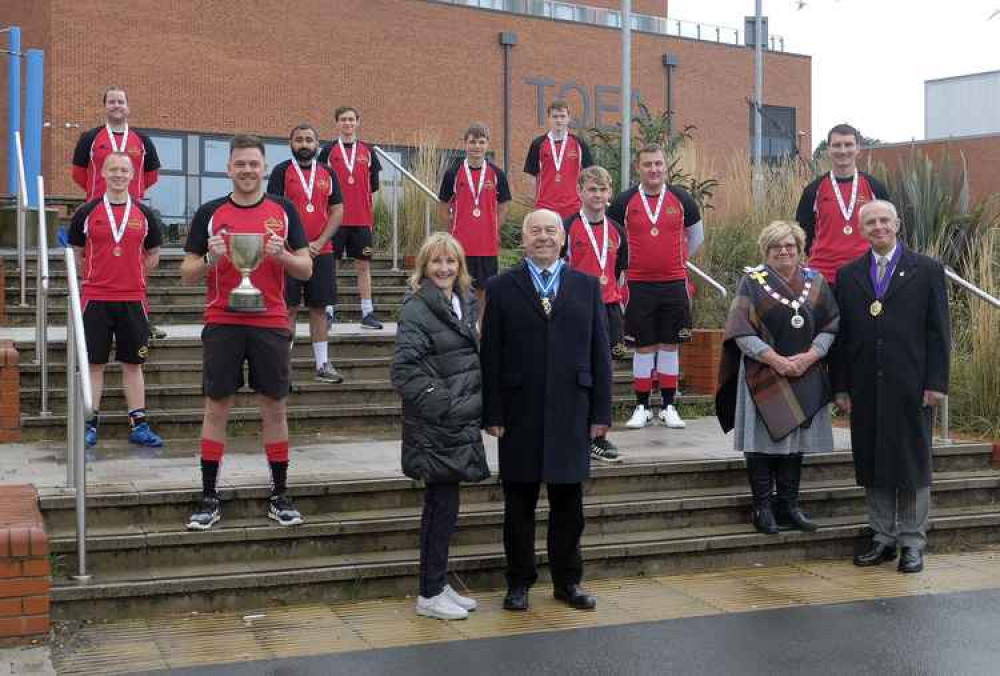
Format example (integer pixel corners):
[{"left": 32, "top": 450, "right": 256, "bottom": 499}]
[
  {"left": 6, "top": 27, "right": 20, "bottom": 196},
  {"left": 71, "top": 371, "right": 90, "bottom": 583},
  {"left": 503, "top": 43, "right": 511, "bottom": 173},
  {"left": 752, "top": 0, "right": 764, "bottom": 207},
  {"left": 15, "top": 131, "right": 28, "bottom": 307},
  {"left": 424, "top": 200, "right": 431, "bottom": 239},
  {"left": 391, "top": 182, "right": 400, "bottom": 271},
  {"left": 36, "top": 176, "right": 50, "bottom": 415},
  {"left": 621, "top": 0, "right": 632, "bottom": 188},
  {"left": 66, "top": 307, "right": 76, "bottom": 488},
  {"left": 945, "top": 267, "right": 1000, "bottom": 307},
  {"left": 939, "top": 396, "right": 951, "bottom": 444}
]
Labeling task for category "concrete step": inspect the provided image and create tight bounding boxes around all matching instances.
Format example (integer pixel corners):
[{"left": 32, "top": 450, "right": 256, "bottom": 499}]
[
  {"left": 6, "top": 267, "right": 409, "bottom": 286},
  {"left": 7, "top": 287, "right": 407, "bottom": 308}
]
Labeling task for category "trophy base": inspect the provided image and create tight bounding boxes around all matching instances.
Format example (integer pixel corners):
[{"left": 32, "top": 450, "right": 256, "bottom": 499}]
[{"left": 227, "top": 291, "right": 267, "bottom": 313}]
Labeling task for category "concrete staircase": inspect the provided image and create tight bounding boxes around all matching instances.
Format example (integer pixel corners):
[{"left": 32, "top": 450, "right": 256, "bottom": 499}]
[{"left": 39, "top": 442, "right": 1000, "bottom": 620}]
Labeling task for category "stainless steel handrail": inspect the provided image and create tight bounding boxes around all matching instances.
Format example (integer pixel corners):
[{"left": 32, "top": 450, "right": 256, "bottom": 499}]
[
  {"left": 64, "top": 247, "right": 93, "bottom": 583},
  {"left": 945, "top": 266, "right": 1000, "bottom": 308},
  {"left": 14, "top": 131, "right": 28, "bottom": 307},
  {"left": 686, "top": 261, "right": 728, "bottom": 298},
  {"left": 372, "top": 146, "right": 441, "bottom": 271},
  {"left": 35, "top": 175, "right": 50, "bottom": 416}
]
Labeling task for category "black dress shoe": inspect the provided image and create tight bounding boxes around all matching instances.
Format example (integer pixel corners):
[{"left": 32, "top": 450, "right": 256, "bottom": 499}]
[
  {"left": 553, "top": 584, "right": 597, "bottom": 610},
  {"left": 503, "top": 587, "right": 529, "bottom": 611},
  {"left": 898, "top": 547, "right": 924, "bottom": 574},
  {"left": 853, "top": 541, "right": 897, "bottom": 567}
]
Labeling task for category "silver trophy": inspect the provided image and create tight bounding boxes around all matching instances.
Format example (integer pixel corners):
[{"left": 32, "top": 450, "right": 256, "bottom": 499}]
[{"left": 226, "top": 233, "right": 266, "bottom": 312}]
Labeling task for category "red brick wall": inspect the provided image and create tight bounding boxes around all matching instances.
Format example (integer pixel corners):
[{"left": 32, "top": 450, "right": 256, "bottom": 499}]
[
  {"left": 866, "top": 134, "right": 1000, "bottom": 205},
  {"left": 7, "top": 0, "right": 809, "bottom": 201},
  {"left": 0, "top": 341, "right": 20, "bottom": 443},
  {"left": 0, "top": 485, "right": 50, "bottom": 643}
]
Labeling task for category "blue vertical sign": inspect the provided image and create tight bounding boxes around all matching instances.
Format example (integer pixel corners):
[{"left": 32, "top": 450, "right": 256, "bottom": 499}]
[{"left": 24, "top": 48, "right": 43, "bottom": 207}]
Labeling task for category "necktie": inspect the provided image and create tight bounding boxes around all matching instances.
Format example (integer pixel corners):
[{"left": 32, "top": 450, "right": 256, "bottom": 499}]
[
  {"left": 540, "top": 269, "right": 552, "bottom": 316},
  {"left": 877, "top": 257, "right": 887, "bottom": 283}
]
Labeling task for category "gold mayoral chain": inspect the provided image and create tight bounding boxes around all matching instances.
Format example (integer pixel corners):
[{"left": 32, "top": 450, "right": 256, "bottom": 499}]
[{"left": 749, "top": 267, "right": 811, "bottom": 329}]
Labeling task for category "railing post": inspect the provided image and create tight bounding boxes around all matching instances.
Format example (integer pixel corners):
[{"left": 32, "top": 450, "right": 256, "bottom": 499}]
[
  {"left": 15, "top": 132, "right": 28, "bottom": 307},
  {"left": 391, "top": 181, "right": 400, "bottom": 272},
  {"left": 939, "top": 396, "right": 951, "bottom": 444},
  {"left": 71, "top": 371, "right": 90, "bottom": 583},
  {"left": 35, "top": 176, "right": 50, "bottom": 415},
  {"left": 66, "top": 308, "right": 77, "bottom": 488},
  {"left": 424, "top": 200, "right": 431, "bottom": 239}
]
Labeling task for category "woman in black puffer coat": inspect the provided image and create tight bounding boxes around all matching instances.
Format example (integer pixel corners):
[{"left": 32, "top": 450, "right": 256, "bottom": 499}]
[{"left": 391, "top": 232, "right": 489, "bottom": 621}]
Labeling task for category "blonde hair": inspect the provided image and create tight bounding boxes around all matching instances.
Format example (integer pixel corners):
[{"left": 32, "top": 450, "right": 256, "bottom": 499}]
[
  {"left": 758, "top": 220, "right": 806, "bottom": 259},
  {"left": 577, "top": 165, "right": 613, "bottom": 191},
  {"left": 407, "top": 232, "right": 472, "bottom": 296}
]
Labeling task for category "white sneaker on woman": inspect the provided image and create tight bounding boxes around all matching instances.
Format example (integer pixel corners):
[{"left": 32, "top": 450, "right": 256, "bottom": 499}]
[
  {"left": 443, "top": 584, "right": 477, "bottom": 611},
  {"left": 416, "top": 591, "right": 469, "bottom": 620}
]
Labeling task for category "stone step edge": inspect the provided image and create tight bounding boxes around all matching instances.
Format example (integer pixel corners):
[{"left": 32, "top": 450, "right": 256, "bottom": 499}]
[
  {"left": 37, "top": 445, "right": 994, "bottom": 508},
  {"left": 44, "top": 473, "right": 1000, "bottom": 553},
  {"left": 49, "top": 509, "right": 1000, "bottom": 602}
]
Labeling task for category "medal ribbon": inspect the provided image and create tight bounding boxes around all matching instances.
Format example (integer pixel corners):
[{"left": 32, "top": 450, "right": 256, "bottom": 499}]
[
  {"left": 528, "top": 259, "right": 563, "bottom": 298},
  {"left": 338, "top": 139, "right": 358, "bottom": 178},
  {"left": 463, "top": 159, "right": 486, "bottom": 211},
  {"left": 868, "top": 246, "right": 902, "bottom": 300},
  {"left": 106, "top": 123, "right": 130, "bottom": 153},
  {"left": 639, "top": 189, "right": 666, "bottom": 230},
  {"left": 579, "top": 211, "right": 608, "bottom": 274},
  {"left": 830, "top": 170, "right": 859, "bottom": 223},
  {"left": 103, "top": 194, "right": 133, "bottom": 245},
  {"left": 291, "top": 158, "right": 317, "bottom": 206},
  {"left": 547, "top": 132, "right": 569, "bottom": 173}
]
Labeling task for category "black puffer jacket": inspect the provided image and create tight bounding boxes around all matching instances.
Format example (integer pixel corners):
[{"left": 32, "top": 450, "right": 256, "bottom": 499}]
[{"left": 391, "top": 279, "right": 489, "bottom": 483}]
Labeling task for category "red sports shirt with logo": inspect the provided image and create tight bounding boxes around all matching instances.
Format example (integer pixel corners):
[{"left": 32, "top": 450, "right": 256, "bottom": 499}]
[
  {"left": 438, "top": 160, "right": 512, "bottom": 257},
  {"left": 266, "top": 159, "right": 343, "bottom": 254},
  {"left": 68, "top": 197, "right": 163, "bottom": 306},
  {"left": 608, "top": 185, "right": 701, "bottom": 283},
  {"left": 562, "top": 213, "right": 628, "bottom": 304},
  {"left": 317, "top": 140, "right": 381, "bottom": 228},
  {"left": 71, "top": 126, "right": 161, "bottom": 200},
  {"left": 524, "top": 133, "right": 593, "bottom": 219},
  {"left": 184, "top": 194, "right": 308, "bottom": 329}
]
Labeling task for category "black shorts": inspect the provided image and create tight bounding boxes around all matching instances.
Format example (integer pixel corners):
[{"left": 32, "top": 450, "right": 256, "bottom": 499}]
[
  {"left": 605, "top": 303, "right": 624, "bottom": 346},
  {"left": 466, "top": 256, "right": 498, "bottom": 289},
  {"left": 624, "top": 280, "right": 692, "bottom": 348},
  {"left": 202, "top": 324, "right": 292, "bottom": 400},
  {"left": 83, "top": 300, "right": 150, "bottom": 365},
  {"left": 286, "top": 253, "right": 336, "bottom": 308},
  {"left": 333, "top": 226, "right": 374, "bottom": 260}
]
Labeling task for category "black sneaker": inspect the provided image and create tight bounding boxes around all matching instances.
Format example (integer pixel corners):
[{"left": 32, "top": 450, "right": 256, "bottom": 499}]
[
  {"left": 268, "top": 493, "right": 304, "bottom": 526},
  {"left": 150, "top": 325, "right": 167, "bottom": 340},
  {"left": 590, "top": 437, "right": 623, "bottom": 463},
  {"left": 315, "top": 363, "right": 344, "bottom": 384},
  {"left": 186, "top": 495, "right": 221, "bottom": 531},
  {"left": 360, "top": 313, "right": 383, "bottom": 330}
]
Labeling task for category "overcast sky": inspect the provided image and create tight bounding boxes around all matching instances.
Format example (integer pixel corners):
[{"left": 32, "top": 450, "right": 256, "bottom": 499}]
[{"left": 667, "top": 0, "right": 1000, "bottom": 148}]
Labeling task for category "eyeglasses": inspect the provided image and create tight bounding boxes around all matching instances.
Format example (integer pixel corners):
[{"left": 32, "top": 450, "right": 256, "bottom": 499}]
[{"left": 768, "top": 244, "right": 798, "bottom": 252}]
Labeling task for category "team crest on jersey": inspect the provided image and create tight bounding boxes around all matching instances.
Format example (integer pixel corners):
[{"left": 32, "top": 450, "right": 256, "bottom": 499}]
[
  {"left": 484, "top": 180, "right": 495, "bottom": 191},
  {"left": 317, "top": 178, "right": 329, "bottom": 191},
  {"left": 568, "top": 150, "right": 579, "bottom": 159},
  {"left": 127, "top": 215, "right": 143, "bottom": 229},
  {"left": 127, "top": 146, "right": 141, "bottom": 157},
  {"left": 264, "top": 217, "right": 282, "bottom": 235},
  {"left": 665, "top": 206, "right": 679, "bottom": 215}
]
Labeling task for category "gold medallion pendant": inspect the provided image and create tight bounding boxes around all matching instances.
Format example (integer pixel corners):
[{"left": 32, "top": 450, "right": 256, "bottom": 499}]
[{"left": 869, "top": 300, "right": 883, "bottom": 317}]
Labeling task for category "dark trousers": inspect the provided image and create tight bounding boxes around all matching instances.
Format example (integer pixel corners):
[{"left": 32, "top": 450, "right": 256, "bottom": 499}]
[
  {"left": 419, "top": 481, "right": 460, "bottom": 598},
  {"left": 502, "top": 480, "right": 584, "bottom": 590}
]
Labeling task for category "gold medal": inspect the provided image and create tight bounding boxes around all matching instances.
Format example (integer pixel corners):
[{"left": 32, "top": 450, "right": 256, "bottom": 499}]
[
  {"left": 473, "top": 208, "right": 481, "bottom": 218},
  {"left": 650, "top": 227, "right": 659, "bottom": 237},
  {"left": 869, "top": 300, "right": 883, "bottom": 317},
  {"left": 305, "top": 203, "right": 315, "bottom": 213},
  {"left": 843, "top": 225, "right": 853, "bottom": 235},
  {"left": 347, "top": 175, "right": 355, "bottom": 185},
  {"left": 541, "top": 296, "right": 552, "bottom": 316},
  {"left": 790, "top": 314, "right": 805, "bottom": 329},
  {"left": 599, "top": 275, "right": 608, "bottom": 286},
  {"left": 112, "top": 246, "right": 122, "bottom": 257}
]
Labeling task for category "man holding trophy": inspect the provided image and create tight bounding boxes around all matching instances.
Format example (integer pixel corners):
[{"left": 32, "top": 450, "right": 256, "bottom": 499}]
[{"left": 181, "top": 135, "right": 313, "bottom": 531}]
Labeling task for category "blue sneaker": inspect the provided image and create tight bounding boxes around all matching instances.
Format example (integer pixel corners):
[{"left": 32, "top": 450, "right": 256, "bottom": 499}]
[
  {"left": 84, "top": 424, "right": 98, "bottom": 448},
  {"left": 129, "top": 421, "right": 164, "bottom": 448}
]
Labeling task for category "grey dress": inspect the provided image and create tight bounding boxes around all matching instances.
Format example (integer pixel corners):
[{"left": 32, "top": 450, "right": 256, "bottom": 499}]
[{"left": 732, "top": 333, "right": 836, "bottom": 455}]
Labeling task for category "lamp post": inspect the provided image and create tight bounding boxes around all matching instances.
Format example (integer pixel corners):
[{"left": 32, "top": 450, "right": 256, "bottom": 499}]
[
  {"left": 621, "top": 1, "right": 632, "bottom": 188},
  {"left": 661, "top": 53, "right": 678, "bottom": 138},
  {"left": 752, "top": 0, "right": 764, "bottom": 206},
  {"left": 498, "top": 31, "right": 518, "bottom": 173}
]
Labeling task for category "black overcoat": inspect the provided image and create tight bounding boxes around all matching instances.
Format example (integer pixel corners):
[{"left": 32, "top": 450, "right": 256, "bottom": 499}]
[
  {"left": 481, "top": 261, "right": 613, "bottom": 484},
  {"left": 831, "top": 247, "right": 950, "bottom": 489}
]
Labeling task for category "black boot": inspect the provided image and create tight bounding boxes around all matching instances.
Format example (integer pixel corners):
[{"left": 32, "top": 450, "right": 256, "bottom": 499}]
[
  {"left": 774, "top": 454, "right": 818, "bottom": 532},
  {"left": 745, "top": 454, "right": 778, "bottom": 534}
]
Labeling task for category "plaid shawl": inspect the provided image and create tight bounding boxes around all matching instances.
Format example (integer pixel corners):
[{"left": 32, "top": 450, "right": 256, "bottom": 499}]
[{"left": 715, "top": 265, "right": 839, "bottom": 442}]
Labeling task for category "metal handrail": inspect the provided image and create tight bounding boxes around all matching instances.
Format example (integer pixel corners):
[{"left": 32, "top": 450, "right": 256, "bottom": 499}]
[
  {"left": 64, "top": 247, "right": 93, "bottom": 582},
  {"left": 945, "top": 266, "right": 1000, "bottom": 308},
  {"left": 35, "top": 175, "right": 50, "bottom": 416},
  {"left": 686, "top": 261, "right": 727, "bottom": 298},
  {"left": 14, "top": 131, "right": 28, "bottom": 307},
  {"left": 372, "top": 146, "right": 441, "bottom": 271}
]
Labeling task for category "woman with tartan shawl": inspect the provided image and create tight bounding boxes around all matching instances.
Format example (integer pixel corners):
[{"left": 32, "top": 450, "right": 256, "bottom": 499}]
[{"left": 715, "top": 221, "right": 839, "bottom": 535}]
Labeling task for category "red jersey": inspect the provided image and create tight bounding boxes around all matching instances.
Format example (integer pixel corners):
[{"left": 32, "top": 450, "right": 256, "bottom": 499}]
[
  {"left": 438, "top": 159, "right": 512, "bottom": 257},
  {"left": 524, "top": 133, "right": 593, "bottom": 219},
  {"left": 266, "top": 159, "right": 343, "bottom": 254},
  {"left": 318, "top": 140, "right": 381, "bottom": 228},
  {"left": 562, "top": 212, "right": 628, "bottom": 304},
  {"left": 71, "top": 125, "right": 161, "bottom": 200},
  {"left": 184, "top": 194, "right": 309, "bottom": 329},
  {"left": 68, "top": 196, "right": 163, "bottom": 305},
  {"left": 796, "top": 171, "right": 888, "bottom": 284},
  {"left": 608, "top": 185, "right": 701, "bottom": 283}
]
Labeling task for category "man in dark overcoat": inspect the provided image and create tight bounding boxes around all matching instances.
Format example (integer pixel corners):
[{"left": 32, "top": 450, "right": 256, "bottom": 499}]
[
  {"left": 481, "top": 208, "right": 613, "bottom": 611},
  {"left": 831, "top": 200, "right": 950, "bottom": 574}
]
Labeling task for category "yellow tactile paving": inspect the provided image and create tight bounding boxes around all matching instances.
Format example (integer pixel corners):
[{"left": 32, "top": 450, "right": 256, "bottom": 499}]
[{"left": 52, "top": 546, "right": 1000, "bottom": 676}]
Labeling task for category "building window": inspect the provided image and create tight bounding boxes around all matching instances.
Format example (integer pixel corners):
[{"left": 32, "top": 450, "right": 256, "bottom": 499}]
[
  {"left": 143, "top": 132, "right": 187, "bottom": 224},
  {"left": 749, "top": 104, "right": 797, "bottom": 163}
]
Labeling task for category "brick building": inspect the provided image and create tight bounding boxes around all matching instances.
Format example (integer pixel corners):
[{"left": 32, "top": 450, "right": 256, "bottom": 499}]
[{"left": 2, "top": 0, "right": 811, "bottom": 224}]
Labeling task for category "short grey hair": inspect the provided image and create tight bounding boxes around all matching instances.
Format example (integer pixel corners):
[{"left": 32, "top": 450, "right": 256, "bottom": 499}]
[
  {"left": 859, "top": 199, "right": 899, "bottom": 222},
  {"left": 522, "top": 208, "right": 563, "bottom": 232}
]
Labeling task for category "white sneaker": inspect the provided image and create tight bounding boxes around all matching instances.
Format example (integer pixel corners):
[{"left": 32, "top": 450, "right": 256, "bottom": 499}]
[
  {"left": 416, "top": 592, "right": 469, "bottom": 620},
  {"left": 659, "top": 405, "right": 686, "bottom": 428},
  {"left": 443, "top": 584, "right": 477, "bottom": 611},
  {"left": 626, "top": 404, "right": 653, "bottom": 429}
]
